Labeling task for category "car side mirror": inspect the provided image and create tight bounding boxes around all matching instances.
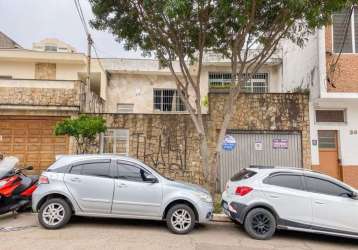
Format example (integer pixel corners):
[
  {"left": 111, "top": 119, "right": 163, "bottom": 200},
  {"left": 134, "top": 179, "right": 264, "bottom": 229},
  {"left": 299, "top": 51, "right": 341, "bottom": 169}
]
[{"left": 145, "top": 174, "right": 158, "bottom": 183}]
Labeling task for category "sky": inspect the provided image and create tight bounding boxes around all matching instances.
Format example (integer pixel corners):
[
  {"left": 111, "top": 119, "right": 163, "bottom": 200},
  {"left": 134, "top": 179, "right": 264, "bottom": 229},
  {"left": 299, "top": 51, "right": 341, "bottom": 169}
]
[{"left": 0, "top": 0, "right": 143, "bottom": 58}]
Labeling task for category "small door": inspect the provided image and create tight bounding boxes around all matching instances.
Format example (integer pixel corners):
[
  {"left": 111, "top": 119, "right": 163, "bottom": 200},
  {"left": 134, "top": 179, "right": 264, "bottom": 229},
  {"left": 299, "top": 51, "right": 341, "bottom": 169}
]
[
  {"left": 305, "top": 176, "right": 358, "bottom": 234},
  {"left": 64, "top": 161, "right": 114, "bottom": 214},
  {"left": 261, "top": 173, "right": 312, "bottom": 226},
  {"left": 111, "top": 161, "right": 162, "bottom": 217},
  {"left": 318, "top": 130, "right": 341, "bottom": 180}
]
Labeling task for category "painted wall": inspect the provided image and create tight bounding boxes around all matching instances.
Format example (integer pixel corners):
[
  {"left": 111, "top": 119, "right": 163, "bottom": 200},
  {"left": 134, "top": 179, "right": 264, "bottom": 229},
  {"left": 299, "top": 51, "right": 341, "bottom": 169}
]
[
  {"left": 0, "top": 49, "right": 107, "bottom": 99},
  {"left": 310, "top": 100, "right": 358, "bottom": 166},
  {"left": 105, "top": 60, "right": 283, "bottom": 114},
  {"left": 281, "top": 35, "right": 321, "bottom": 99}
]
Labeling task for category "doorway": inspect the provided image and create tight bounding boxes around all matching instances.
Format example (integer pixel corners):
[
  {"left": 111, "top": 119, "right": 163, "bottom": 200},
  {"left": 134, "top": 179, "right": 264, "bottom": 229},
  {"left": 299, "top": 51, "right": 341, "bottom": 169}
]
[{"left": 317, "top": 130, "right": 341, "bottom": 180}]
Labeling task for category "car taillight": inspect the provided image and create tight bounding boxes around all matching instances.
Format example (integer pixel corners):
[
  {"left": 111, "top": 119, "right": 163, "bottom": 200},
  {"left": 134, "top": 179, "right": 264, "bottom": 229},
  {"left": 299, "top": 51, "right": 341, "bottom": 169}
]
[
  {"left": 38, "top": 175, "right": 49, "bottom": 184},
  {"left": 235, "top": 186, "right": 253, "bottom": 196}
]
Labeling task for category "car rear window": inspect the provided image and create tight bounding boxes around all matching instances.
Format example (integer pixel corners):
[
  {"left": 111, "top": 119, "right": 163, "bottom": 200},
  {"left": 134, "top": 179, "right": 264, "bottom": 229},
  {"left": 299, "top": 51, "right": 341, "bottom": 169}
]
[{"left": 230, "top": 169, "right": 257, "bottom": 182}]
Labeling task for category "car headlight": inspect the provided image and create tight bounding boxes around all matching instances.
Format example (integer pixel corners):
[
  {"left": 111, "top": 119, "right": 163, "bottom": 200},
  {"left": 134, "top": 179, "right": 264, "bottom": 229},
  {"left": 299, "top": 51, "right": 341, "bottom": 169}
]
[{"left": 195, "top": 192, "right": 213, "bottom": 203}]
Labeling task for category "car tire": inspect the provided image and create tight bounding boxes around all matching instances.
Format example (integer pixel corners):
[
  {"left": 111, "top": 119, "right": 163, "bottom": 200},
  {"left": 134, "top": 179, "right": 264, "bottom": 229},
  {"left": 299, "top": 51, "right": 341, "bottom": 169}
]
[
  {"left": 38, "top": 198, "right": 72, "bottom": 230},
  {"left": 166, "top": 204, "right": 196, "bottom": 234},
  {"left": 244, "top": 208, "right": 276, "bottom": 240}
]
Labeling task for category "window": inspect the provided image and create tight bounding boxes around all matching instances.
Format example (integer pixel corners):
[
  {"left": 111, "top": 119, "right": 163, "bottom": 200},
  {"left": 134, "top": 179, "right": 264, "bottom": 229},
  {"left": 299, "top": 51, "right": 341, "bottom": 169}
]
[
  {"left": 208, "top": 72, "right": 269, "bottom": 93},
  {"left": 153, "top": 89, "right": 186, "bottom": 112},
  {"left": 305, "top": 176, "right": 351, "bottom": 197},
  {"left": 116, "top": 162, "right": 150, "bottom": 182},
  {"left": 332, "top": 7, "right": 358, "bottom": 53},
  {"left": 101, "top": 129, "right": 129, "bottom": 155},
  {"left": 230, "top": 169, "right": 257, "bottom": 181},
  {"left": 315, "top": 110, "right": 346, "bottom": 123},
  {"left": 44, "top": 45, "right": 58, "bottom": 52},
  {"left": 70, "top": 162, "right": 111, "bottom": 178},
  {"left": 318, "top": 130, "right": 337, "bottom": 149},
  {"left": 264, "top": 174, "right": 303, "bottom": 190},
  {"left": 117, "top": 103, "right": 134, "bottom": 113}
]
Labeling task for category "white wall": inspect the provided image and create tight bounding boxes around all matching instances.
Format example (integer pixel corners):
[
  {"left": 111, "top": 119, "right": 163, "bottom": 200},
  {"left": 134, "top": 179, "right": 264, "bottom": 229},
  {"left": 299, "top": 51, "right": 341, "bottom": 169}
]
[
  {"left": 0, "top": 61, "right": 36, "bottom": 78},
  {"left": 281, "top": 34, "right": 321, "bottom": 99},
  {"left": 310, "top": 100, "right": 358, "bottom": 166}
]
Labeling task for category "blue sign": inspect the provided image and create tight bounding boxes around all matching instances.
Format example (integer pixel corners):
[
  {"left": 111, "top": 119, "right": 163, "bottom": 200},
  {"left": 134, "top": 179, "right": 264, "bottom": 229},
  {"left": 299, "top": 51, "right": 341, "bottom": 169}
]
[{"left": 222, "top": 135, "right": 236, "bottom": 151}]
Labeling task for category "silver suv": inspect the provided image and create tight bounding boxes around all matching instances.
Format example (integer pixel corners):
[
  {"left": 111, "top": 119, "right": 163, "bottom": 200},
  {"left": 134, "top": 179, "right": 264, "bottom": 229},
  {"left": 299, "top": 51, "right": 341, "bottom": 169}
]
[{"left": 32, "top": 155, "right": 213, "bottom": 234}]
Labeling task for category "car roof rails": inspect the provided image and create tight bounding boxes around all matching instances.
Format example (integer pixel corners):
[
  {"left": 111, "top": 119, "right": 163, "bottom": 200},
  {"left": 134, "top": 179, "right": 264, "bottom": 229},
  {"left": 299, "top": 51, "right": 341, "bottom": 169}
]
[{"left": 248, "top": 165, "right": 275, "bottom": 169}]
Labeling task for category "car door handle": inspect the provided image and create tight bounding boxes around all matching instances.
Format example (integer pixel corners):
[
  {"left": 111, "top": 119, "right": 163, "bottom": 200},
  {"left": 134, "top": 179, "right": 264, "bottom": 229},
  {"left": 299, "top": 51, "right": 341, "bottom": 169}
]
[
  {"left": 70, "top": 177, "right": 81, "bottom": 183},
  {"left": 314, "top": 201, "right": 325, "bottom": 205},
  {"left": 117, "top": 183, "right": 127, "bottom": 188}
]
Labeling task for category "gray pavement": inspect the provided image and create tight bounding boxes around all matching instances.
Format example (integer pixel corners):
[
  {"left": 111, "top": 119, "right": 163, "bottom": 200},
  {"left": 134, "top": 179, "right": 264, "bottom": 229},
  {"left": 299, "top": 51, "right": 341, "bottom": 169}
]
[{"left": 0, "top": 212, "right": 357, "bottom": 250}]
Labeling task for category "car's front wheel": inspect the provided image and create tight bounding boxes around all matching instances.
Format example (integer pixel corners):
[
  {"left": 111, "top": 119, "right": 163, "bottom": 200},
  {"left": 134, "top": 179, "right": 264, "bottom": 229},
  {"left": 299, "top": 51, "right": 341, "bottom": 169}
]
[
  {"left": 244, "top": 208, "right": 276, "bottom": 240},
  {"left": 166, "top": 204, "right": 195, "bottom": 234},
  {"left": 38, "top": 198, "right": 72, "bottom": 229}
]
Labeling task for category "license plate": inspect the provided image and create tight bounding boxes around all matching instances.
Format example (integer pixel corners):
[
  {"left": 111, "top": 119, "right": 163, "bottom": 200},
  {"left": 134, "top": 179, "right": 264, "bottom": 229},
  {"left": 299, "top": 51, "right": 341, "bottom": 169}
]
[{"left": 222, "top": 201, "right": 229, "bottom": 210}]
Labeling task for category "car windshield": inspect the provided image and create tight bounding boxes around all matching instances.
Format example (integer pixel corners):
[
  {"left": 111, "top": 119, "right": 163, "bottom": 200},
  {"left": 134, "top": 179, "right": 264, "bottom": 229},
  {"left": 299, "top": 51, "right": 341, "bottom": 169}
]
[{"left": 0, "top": 156, "right": 19, "bottom": 179}]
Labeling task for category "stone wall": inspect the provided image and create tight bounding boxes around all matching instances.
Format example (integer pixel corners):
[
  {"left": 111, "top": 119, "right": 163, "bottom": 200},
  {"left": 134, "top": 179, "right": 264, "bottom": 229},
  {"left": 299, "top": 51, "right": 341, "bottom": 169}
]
[
  {"left": 35, "top": 63, "right": 56, "bottom": 80},
  {"left": 207, "top": 93, "right": 311, "bottom": 169},
  {"left": 92, "top": 93, "right": 310, "bottom": 186},
  {"left": 103, "top": 114, "right": 204, "bottom": 184},
  {"left": 0, "top": 80, "right": 81, "bottom": 107}
]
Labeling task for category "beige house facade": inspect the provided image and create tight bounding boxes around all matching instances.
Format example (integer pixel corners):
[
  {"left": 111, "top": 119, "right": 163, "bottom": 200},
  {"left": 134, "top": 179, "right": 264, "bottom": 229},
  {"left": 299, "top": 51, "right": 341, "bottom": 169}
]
[{"left": 0, "top": 33, "right": 310, "bottom": 190}]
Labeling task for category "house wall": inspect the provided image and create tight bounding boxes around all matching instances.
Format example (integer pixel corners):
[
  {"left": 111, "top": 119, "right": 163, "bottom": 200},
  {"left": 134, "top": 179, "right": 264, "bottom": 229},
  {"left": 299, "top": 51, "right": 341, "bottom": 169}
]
[
  {"left": 0, "top": 50, "right": 107, "bottom": 99},
  {"left": 310, "top": 100, "right": 358, "bottom": 188},
  {"left": 96, "top": 93, "right": 310, "bottom": 187},
  {"left": 281, "top": 35, "right": 321, "bottom": 99},
  {"left": 325, "top": 24, "right": 358, "bottom": 93},
  {"left": 106, "top": 62, "right": 283, "bottom": 114}
]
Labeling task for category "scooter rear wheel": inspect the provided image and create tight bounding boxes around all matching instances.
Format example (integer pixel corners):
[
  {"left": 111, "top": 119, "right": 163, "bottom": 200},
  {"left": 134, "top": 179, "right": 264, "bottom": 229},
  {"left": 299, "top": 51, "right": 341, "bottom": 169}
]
[{"left": 38, "top": 198, "right": 72, "bottom": 229}]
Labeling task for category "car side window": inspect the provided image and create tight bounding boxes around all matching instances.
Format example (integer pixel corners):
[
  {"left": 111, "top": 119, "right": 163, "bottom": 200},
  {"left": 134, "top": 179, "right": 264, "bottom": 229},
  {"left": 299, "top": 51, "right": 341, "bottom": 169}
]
[
  {"left": 305, "top": 176, "right": 351, "bottom": 197},
  {"left": 69, "top": 162, "right": 111, "bottom": 178},
  {"left": 116, "top": 162, "right": 150, "bottom": 182},
  {"left": 264, "top": 174, "right": 303, "bottom": 190}
]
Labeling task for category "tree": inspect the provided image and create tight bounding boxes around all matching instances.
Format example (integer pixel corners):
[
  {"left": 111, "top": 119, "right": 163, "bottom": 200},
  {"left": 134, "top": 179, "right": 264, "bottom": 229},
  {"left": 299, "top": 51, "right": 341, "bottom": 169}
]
[
  {"left": 89, "top": 0, "right": 355, "bottom": 192},
  {"left": 54, "top": 115, "right": 107, "bottom": 154}
]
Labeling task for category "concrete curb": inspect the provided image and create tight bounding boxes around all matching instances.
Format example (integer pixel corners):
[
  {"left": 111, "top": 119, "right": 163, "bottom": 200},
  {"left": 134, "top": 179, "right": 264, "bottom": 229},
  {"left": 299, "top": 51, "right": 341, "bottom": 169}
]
[{"left": 212, "top": 213, "right": 232, "bottom": 223}]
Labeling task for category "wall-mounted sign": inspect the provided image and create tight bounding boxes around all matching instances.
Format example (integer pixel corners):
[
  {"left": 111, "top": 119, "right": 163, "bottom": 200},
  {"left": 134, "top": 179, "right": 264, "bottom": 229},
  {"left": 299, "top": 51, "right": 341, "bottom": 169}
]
[
  {"left": 222, "top": 135, "right": 236, "bottom": 151},
  {"left": 254, "top": 141, "right": 263, "bottom": 151},
  {"left": 312, "top": 139, "right": 318, "bottom": 146},
  {"left": 272, "top": 139, "right": 288, "bottom": 149}
]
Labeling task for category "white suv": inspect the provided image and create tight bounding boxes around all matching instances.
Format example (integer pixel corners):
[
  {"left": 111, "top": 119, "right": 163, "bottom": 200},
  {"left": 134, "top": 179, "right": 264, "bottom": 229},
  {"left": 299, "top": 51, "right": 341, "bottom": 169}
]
[{"left": 221, "top": 166, "right": 358, "bottom": 240}]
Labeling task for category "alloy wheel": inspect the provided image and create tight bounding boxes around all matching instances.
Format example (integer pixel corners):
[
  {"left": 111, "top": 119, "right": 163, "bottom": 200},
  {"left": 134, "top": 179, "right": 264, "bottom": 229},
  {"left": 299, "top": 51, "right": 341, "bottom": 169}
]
[
  {"left": 251, "top": 213, "right": 272, "bottom": 235},
  {"left": 170, "top": 208, "right": 192, "bottom": 232},
  {"left": 42, "top": 203, "right": 65, "bottom": 226}
]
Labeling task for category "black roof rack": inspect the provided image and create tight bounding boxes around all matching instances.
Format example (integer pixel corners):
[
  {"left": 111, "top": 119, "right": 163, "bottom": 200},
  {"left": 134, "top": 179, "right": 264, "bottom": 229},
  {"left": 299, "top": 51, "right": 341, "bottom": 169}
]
[{"left": 249, "top": 165, "right": 274, "bottom": 169}]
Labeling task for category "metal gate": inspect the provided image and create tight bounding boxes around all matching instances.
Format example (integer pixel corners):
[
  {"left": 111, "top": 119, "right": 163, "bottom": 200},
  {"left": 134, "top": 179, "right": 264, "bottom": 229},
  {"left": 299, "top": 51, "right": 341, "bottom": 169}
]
[{"left": 219, "top": 131, "right": 302, "bottom": 191}]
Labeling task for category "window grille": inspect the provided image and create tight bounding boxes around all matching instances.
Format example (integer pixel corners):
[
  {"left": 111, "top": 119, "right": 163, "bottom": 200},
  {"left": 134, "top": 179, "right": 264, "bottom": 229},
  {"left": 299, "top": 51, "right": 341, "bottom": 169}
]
[{"left": 153, "top": 89, "right": 186, "bottom": 112}]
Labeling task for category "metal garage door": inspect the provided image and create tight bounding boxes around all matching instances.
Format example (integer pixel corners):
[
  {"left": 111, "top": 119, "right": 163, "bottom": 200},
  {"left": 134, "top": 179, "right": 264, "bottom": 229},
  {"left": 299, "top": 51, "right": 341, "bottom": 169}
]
[
  {"left": 219, "top": 131, "right": 302, "bottom": 191},
  {"left": 0, "top": 116, "right": 69, "bottom": 173}
]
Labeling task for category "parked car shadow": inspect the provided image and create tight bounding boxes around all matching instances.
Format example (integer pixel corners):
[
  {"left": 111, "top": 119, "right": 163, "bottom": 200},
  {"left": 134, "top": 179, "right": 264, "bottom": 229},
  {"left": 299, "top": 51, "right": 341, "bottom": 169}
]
[
  {"left": 69, "top": 215, "right": 204, "bottom": 231},
  {"left": 233, "top": 223, "right": 358, "bottom": 246}
]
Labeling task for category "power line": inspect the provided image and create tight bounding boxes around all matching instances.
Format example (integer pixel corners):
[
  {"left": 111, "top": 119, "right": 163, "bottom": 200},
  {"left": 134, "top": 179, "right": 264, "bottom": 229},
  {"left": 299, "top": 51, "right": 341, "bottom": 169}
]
[
  {"left": 73, "top": 0, "right": 105, "bottom": 71},
  {"left": 73, "top": 0, "right": 89, "bottom": 35}
]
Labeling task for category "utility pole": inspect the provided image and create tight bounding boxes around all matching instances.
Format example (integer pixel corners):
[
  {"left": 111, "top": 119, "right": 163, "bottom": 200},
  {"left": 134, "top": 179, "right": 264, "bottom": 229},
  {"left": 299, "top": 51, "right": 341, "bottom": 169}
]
[{"left": 86, "top": 33, "right": 93, "bottom": 112}]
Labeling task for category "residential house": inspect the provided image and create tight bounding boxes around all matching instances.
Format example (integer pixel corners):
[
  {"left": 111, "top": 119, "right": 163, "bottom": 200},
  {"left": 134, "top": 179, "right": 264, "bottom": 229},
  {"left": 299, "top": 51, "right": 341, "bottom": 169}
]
[
  {"left": 0, "top": 33, "right": 105, "bottom": 172},
  {"left": 0, "top": 32, "right": 310, "bottom": 190},
  {"left": 284, "top": 7, "right": 358, "bottom": 188}
]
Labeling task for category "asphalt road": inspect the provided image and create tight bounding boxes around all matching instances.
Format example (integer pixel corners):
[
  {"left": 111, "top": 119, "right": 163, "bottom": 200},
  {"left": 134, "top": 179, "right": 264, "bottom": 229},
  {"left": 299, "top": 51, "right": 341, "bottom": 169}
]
[{"left": 1, "top": 212, "right": 357, "bottom": 250}]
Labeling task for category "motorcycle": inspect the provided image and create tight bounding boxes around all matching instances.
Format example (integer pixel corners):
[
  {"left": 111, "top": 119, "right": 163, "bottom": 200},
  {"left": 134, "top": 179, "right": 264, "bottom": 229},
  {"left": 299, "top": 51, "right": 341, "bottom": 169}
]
[{"left": 0, "top": 156, "right": 38, "bottom": 215}]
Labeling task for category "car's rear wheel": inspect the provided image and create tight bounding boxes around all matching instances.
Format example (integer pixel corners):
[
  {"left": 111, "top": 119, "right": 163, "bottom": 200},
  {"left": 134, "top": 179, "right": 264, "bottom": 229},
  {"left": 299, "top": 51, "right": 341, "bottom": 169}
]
[
  {"left": 38, "top": 198, "right": 72, "bottom": 229},
  {"left": 244, "top": 208, "right": 276, "bottom": 240},
  {"left": 166, "top": 204, "right": 195, "bottom": 234}
]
